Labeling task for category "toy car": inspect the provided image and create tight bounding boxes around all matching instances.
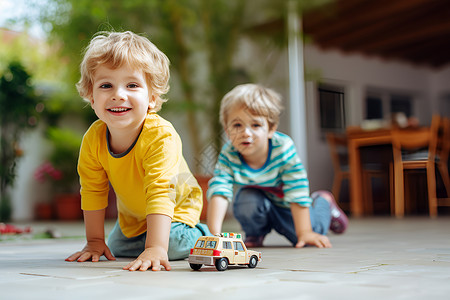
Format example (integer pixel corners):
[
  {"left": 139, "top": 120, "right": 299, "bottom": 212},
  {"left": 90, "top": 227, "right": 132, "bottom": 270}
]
[{"left": 188, "top": 232, "right": 262, "bottom": 271}]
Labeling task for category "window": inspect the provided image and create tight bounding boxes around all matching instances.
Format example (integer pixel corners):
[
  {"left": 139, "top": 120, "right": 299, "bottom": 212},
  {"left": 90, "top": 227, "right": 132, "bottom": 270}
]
[
  {"left": 223, "top": 241, "right": 232, "bottom": 249},
  {"left": 233, "top": 241, "right": 245, "bottom": 251},
  {"left": 365, "top": 89, "right": 414, "bottom": 120},
  {"left": 318, "top": 84, "right": 346, "bottom": 133},
  {"left": 205, "top": 241, "right": 217, "bottom": 249},
  {"left": 390, "top": 94, "right": 412, "bottom": 117},
  {"left": 195, "top": 240, "right": 205, "bottom": 248},
  {"left": 366, "top": 96, "right": 383, "bottom": 119}
]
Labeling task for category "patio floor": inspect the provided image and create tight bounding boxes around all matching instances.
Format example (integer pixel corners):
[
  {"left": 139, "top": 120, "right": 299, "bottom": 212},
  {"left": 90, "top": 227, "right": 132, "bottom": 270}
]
[{"left": 1, "top": 217, "right": 450, "bottom": 300}]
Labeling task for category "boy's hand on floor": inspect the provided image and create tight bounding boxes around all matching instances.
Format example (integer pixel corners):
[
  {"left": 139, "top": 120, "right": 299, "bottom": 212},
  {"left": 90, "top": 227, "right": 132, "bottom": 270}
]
[
  {"left": 123, "top": 246, "right": 171, "bottom": 272},
  {"left": 295, "top": 231, "right": 332, "bottom": 248},
  {"left": 65, "top": 239, "right": 116, "bottom": 262}
]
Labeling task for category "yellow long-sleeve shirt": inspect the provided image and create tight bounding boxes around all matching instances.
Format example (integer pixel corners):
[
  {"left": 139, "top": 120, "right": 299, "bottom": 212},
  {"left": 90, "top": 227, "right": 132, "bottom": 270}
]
[{"left": 78, "top": 112, "right": 202, "bottom": 238}]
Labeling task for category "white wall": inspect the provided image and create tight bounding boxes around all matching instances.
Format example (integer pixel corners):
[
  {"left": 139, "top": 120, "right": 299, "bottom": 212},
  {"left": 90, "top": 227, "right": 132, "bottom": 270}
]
[
  {"left": 301, "top": 44, "right": 450, "bottom": 192},
  {"left": 11, "top": 124, "right": 52, "bottom": 221},
  {"left": 429, "top": 67, "right": 450, "bottom": 116}
]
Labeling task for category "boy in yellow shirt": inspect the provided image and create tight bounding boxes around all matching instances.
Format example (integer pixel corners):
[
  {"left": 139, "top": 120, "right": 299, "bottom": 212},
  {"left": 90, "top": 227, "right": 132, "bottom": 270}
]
[{"left": 66, "top": 31, "right": 210, "bottom": 271}]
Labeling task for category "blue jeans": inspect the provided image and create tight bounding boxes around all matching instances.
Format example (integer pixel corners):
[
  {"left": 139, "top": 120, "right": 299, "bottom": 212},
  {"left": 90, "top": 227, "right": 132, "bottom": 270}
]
[
  {"left": 107, "top": 221, "right": 211, "bottom": 260},
  {"left": 233, "top": 188, "right": 331, "bottom": 246}
]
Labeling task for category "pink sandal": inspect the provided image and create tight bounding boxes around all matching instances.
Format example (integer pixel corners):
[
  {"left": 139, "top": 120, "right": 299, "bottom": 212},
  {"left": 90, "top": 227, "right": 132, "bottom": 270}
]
[{"left": 311, "top": 190, "right": 348, "bottom": 234}]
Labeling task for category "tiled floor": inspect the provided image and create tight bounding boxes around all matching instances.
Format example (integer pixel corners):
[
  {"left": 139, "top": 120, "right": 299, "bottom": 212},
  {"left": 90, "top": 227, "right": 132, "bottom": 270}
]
[{"left": 1, "top": 217, "right": 450, "bottom": 300}]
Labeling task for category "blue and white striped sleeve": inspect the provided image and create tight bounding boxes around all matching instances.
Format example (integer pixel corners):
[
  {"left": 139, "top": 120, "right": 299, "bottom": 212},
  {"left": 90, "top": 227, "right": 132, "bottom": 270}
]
[
  {"left": 280, "top": 143, "right": 312, "bottom": 207},
  {"left": 207, "top": 152, "right": 234, "bottom": 202}
]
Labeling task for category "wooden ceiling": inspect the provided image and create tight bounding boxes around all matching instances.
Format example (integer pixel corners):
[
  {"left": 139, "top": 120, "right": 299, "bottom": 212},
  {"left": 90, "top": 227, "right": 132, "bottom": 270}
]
[{"left": 302, "top": 0, "right": 450, "bottom": 69}]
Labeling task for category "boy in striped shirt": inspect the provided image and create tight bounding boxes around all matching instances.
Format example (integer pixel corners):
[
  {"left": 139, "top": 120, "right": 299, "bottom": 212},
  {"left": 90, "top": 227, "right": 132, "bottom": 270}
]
[{"left": 207, "top": 84, "right": 348, "bottom": 248}]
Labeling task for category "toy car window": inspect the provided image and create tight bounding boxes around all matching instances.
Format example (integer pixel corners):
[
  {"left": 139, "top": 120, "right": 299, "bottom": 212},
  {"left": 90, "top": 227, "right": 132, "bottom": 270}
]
[
  {"left": 205, "top": 241, "right": 217, "bottom": 249},
  {"left": 223, "top": 241, "right": 232, "bottom": 249},
  {"left": 233, "top": 241, "right": 245, "bottom": 251},
  {"left": 195, "top": 240, "right": 205, "bottom": 248}
]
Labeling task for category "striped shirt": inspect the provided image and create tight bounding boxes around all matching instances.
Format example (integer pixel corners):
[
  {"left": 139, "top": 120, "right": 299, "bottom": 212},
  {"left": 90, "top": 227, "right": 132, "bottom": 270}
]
[{"left": 207, "top": 132, "right": 312, "bottom": 208}]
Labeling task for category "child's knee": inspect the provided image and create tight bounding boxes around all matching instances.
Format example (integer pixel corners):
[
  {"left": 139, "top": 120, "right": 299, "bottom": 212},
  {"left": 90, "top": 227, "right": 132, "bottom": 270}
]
[
  {"left": 107, "top": 224, "right": 124, "bottom": 256},
  {"left": 233, "top": 188, "right": 270, "bottom": 220},
  {"left": 107, "top": 238, "right": 119, "bottom": 256},
  {"left": 107, "top": 224, "right": 146, "bottom": 257},
  {"left": 108, "top": 236, "right": 145, "bottom": 258},
  {"left": 168, "top": 223, "right": 203, "bottom": 260},
  {"left": 167, "top": 234, "right": 191, "bottom": 260}
]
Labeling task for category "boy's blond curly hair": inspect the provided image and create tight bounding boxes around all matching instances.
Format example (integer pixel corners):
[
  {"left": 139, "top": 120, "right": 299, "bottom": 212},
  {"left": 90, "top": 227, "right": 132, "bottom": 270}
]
[
  {"left": 220, "top": 83, "right": 284, "bottom": 131},
  {"left": 76, "top": 31, "right": 170, "bottom": 112}
]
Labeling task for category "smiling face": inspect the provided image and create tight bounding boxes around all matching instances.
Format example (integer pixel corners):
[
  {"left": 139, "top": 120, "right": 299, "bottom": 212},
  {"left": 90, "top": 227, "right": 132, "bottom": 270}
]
[
  {"left": 90, "top": 64, "right": 154, "bottom": 136},
  {"left": 225, "top": 105, "right": 277, "bottom": 169}
]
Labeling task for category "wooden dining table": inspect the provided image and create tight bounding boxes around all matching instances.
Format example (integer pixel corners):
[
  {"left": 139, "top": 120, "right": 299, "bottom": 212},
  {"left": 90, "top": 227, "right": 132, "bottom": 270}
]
[{"left": 346, "top": 127, "right": 393, "bottom": 217}]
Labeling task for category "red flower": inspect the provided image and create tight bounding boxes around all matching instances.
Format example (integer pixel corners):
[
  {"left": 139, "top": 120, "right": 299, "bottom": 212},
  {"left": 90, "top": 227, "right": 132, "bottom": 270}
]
[{"left": 34, "top": 162, "right": 63, "bottom": 182}]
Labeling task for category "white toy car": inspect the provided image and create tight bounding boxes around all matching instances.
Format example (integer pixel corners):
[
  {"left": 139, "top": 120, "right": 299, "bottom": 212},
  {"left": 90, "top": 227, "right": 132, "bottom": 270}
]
[{"left": 188, "top": 233, "right": 262, "bottom": 271}]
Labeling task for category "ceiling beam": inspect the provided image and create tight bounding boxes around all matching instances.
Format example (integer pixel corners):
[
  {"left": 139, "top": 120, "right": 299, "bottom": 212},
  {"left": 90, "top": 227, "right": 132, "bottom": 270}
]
[
  {"left": 303, "top": 0, "right": 450, "bottom": 68},
  {"left": 347, "top": 5, "right": 450, "bottom": 53},
  {"left": 302, "top": 0, "right": 363, "bottom": 32},
  {"left": 304, "top": 0, "right": 432, "bottom": 43}
]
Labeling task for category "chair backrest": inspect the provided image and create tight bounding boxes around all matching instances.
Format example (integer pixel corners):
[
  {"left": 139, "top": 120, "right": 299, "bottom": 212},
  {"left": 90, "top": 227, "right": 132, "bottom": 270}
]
[
  {"left": 391, "top": 127, "right": 431, "bottom": 151},
  {"left": 326, "top": 133, "right": 349, "bottom": 173},
  {"left": 391, "top": 115, "right": 440, "bottom": 162},
  {"left": 435, "top": 116, "right": 450, "bottom": 164}
]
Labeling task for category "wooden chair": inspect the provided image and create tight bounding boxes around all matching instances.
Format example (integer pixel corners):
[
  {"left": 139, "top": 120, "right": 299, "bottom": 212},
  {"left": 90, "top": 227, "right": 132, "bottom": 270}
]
[
  {"left": 391, "top": 115, "right": 447, "bottom": 217},
  {"left": 326, "top": 132, "right": 390, "bottom": 214},
  {"left": 436, "top": 117, "right": 450, "bottom": 207},
  {"left": 326, "top": 133, "right": 349, "bottom": 210}
]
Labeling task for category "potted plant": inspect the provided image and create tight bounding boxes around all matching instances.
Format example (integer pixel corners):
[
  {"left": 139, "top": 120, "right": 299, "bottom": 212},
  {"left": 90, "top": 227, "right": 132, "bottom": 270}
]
[{"left": 34, "top": 127, "right": 83, "bottom": 220}]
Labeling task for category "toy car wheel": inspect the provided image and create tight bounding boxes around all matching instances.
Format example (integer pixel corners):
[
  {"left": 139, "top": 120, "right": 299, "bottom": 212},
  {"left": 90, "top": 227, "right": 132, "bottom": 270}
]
[
  {"left": 248, "top": 255, "right": 258, "bottom": 268},
  {"left": 189, "top": 263, "right": 202, "bottom": 271},
  {"left": 215, "top": 258, "right": 228, "bottom": 271}
]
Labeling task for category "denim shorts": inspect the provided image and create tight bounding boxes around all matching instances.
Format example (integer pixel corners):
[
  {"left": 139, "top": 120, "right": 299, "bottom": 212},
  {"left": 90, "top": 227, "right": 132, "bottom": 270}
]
[{"left": 107, "top": 221, "right": 211, "bottom": 260}]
